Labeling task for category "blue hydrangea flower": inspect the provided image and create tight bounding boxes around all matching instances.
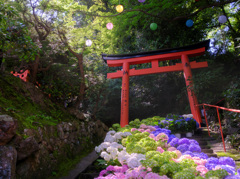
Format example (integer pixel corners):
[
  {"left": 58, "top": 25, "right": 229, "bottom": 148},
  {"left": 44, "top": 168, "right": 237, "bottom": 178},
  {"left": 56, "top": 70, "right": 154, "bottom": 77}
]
[
  {"left": 188, "top": 144, "right": 201, "bottom": 153},
  {"left": 185, "top": 118, "right": 191, "bottom": 122},
  {"left": 205, "top": 157, "right": 219, "bottom": 170},
  {"left": 219, "top": 157, "right": 236, "bottom": 168},
  {"left": 205, "top": 163, "right": 217, "bottom": 170},
  {"left": 177, "top": 144, "right": 189, "bottom": 153},
  {"left": 193, "top": 152, "right": 208, "bottom": 159},
  {"left": 224, "top": 175, "right": 240, "bottom": 179},
  {"left": 167, "top": 134, "right": 176, "bottom": 143},
  {"left": 216, "top": 165, "right": 236, "bottom": 175},
  {"left": 169, "top": 138, "right": 179, "bottom": 147},
  {"left": 183, "top": 151, "right": 194, "bottom": 157},
  {"left": 189, "top": 139, "right": 199, "bottom": 145},
  {"left": 178, "top": 138, "right": 190, "bottom": 145},
  {"left": 207, "top": 157, "right": 219, "bottom": 164}
]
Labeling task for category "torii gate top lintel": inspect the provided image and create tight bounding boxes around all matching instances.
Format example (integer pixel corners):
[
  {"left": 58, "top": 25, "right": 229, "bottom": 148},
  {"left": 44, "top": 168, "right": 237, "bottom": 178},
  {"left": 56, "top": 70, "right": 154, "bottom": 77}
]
[
  {"left": 102, "top": 40, "right": 210, "bottom": 67},
  {"left": 103, "top": 40, "right": 210, "bottom": 127}
]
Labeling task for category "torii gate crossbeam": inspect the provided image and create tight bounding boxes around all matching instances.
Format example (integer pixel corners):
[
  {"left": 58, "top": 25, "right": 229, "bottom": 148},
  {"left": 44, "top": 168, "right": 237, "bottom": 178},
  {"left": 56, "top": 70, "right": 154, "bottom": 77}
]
[{"left": 102, "top": 40, "right": 210, "bottom": 127}]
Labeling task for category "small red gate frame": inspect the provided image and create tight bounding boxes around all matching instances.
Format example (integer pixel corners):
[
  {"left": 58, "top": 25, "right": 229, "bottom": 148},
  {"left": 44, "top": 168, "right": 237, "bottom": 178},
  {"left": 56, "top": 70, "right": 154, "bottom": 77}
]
[
  {"left": 103, "top": 40, "right": 210, "bottom": 128},
  {"left": 197, "top": 103, "right": 240, "bottom": 152},
  {"left": 11, "top": 70, "right": 30, "bottom": 82}
]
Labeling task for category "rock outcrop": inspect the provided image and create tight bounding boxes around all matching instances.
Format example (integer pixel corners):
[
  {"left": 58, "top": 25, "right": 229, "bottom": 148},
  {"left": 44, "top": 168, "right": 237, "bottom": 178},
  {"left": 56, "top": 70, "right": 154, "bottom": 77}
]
[
  {"left": 0, "top": 114, "right": 108, "bottom": 179},
  {"left": 0, "top": 115, "right": 17, "bottom": 145}
]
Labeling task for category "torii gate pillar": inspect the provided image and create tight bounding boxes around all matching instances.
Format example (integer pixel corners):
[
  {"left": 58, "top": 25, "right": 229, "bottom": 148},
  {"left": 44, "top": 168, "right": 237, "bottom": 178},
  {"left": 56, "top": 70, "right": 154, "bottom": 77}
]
[
  {"left": 121, "top": 62, "right": 130, "bottom": 127},
  {"left": 181, "top": 54, "right": 202, "bottom": 124}
]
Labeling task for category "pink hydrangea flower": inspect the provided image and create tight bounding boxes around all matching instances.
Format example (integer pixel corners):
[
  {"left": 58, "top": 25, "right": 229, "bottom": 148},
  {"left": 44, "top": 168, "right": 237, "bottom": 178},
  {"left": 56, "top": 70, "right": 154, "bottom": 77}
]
[
  {"left": 167, "top": 147, "right": 177, "bottom": 151},
  {"left": 157, "top": 146, "right": 165, "bottom": 153},
  {"left": 149, "top": 134, "right": 155, "bottom": 139},
  {"left": 99, "top": 169, "right": 107, "bottom": 176},
  {"left": 131, "top": 128, "right": 137, "bottom": 132},
  {"left": 138, "top": 129, "right": 145, "bottom": 132},
  {"left": 144, "top": 129, "right": 151, "bottom": 133},
  {"left": 140, "top": 124, "right": 147, "bottom": 129},
  {"left": 196, "top": 165, "right": 208, "bottom": 176}
]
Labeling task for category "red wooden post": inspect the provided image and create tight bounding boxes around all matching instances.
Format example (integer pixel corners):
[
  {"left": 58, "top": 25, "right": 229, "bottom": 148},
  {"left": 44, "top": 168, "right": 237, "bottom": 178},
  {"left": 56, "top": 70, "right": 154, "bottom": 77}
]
[
  {"left": 216, "top": 108, "right": 226, "bottom": 152},
  {"left": 181, "top": 54, "right": 202, "bottom": 125},
  {"left": 120, "top": 62, "right": 130, "bottom": 127},
  {"left": 203, "top": 105, "right": 211, "bottom": 137}
]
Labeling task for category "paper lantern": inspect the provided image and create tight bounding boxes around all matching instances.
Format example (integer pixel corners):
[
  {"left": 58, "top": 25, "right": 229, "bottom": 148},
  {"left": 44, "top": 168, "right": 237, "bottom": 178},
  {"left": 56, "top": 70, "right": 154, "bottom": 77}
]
[
  {"left": 138, "top": 0, "right": 146, "bottom": 2},
  {"left": 150, "top": 23, "right": 157, "bottom": 30},
  {"left": 186, "top": 19, "right": 193, "bottom": 27},
  {"left": 85, "top": 39, "right": 92, "bottom": 47},
  {"left": 218, "top": 15, "right": 227, "bottom": 24},
  {"left": 106, "top": 23, "right": 113, "bottom": 30},
  {"left": 116, "top": 5, "right": 124, "bottom": 13}
]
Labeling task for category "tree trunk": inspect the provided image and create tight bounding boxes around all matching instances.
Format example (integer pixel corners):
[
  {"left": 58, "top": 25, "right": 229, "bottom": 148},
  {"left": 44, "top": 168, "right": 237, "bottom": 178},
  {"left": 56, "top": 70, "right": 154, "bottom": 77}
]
[
  {"left": 68, "top": 47, "right": 86, "bottom": 109},
  {"left": 31, "top": 54, "right": 40, "bottom": 83}
]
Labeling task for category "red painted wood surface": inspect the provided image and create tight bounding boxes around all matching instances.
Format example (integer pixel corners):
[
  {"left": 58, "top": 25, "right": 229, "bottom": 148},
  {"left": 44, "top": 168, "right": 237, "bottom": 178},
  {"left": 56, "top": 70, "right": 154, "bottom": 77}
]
[
  {"left": 181, "top": 54, "right": 202, "bottom": 125},
  {"left": 107, "top": 61, "right": 208, "bottom": 79},
  {"left": 120, "top": 62, "right": 130, "bottom": 127},
  {"left": 106, "top": 48, "right": 206, "bottom": 67}
]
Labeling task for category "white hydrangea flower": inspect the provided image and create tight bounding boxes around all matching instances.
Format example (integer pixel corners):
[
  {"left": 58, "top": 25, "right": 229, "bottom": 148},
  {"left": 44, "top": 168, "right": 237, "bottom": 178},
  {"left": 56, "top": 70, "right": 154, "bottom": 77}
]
[
  {"left": 104, "top": 134, "right": 115, "bottom": 142},
  {"left": 103, "top": 154, "right": 111, "bottom": 161},
  {"left": 95, "top": 146, "right": 100, "bottom": 153},
  {"left": 114, "top": 132, "right": 123, "bottom": 140},
  {"left": 118, "top": 150, "right": 130, "bottom": 164},
  {"left": 106, "top": 130, "right": 116, "bottom": 135},
  {"left": 100, "top": 142, "right": 111, "bottom": 149},
  {"left": 100, "top": 151, "right": 108, "bottom": 158},
  {"left": 127, "top": 157, "right": 141, "bottom": 168},
  {"left": 110, "top": 142, "right": 123, "bottom": 149},
  {"left": 123, "top": 132, "right": 132, "bottom": 137}
]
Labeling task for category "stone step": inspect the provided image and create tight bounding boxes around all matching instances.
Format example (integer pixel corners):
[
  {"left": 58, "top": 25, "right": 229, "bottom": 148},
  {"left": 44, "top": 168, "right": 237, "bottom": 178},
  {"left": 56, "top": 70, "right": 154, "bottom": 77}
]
[
  {"left": 202, "top": 149, "right": 214, "bottom": 154},
  {"left": 207, "top": 153, "right": 218, "bottom": 158},
  {"left": 199, "top": 145, "right": 210, "bottom": 149}
]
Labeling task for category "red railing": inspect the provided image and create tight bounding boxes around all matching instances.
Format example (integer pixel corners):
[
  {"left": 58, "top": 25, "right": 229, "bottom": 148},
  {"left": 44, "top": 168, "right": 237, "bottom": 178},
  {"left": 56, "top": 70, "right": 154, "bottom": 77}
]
[{"left": 196, "top": 103, "right": 240, "bottom": 152}]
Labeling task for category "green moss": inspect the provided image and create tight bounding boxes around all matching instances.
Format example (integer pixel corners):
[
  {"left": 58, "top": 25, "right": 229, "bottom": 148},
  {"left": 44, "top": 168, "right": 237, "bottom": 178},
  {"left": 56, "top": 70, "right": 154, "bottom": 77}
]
[
  {"left": 0, "top": 74, "right": 75, "bottom": 131},
  {"left": 216, "top": 151, "right": 240, "bottom": 161}
]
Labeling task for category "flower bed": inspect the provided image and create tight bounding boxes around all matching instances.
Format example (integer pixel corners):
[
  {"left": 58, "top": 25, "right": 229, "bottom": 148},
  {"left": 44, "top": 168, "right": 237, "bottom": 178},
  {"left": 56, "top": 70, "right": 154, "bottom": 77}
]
[{"left": 94, "top": 116, "right": 240, "bottom": 179}]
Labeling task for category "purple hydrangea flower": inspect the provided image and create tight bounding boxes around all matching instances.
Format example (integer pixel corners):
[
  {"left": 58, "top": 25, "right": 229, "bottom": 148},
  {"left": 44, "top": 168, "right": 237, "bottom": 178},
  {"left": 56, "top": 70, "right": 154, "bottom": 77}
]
[
  {"left": 219, "top": 157, "right": 236, "bottom": 168},
  {"left": 183, "top": 151, "right": 194, "bottom": 157},
  {"left": 169, "top": 137, "right": 179, "bottom": 147},
  {"left": 205, "top": 157, "right": 219, "bottom": 170},
  {"left": 205, "top": 163, "right": 217, "bottom": 170},
  {"left": 189, "top": 139, "right": 199, "bottom": 145},
  {"left": 178, "top": 138, "right": 190, "bottom": 145},
  {"left": 224, "top": 175, "right": 240, "bottom": 179},
  {"left": 188, "top": 144, "right": 201, "bottom": 153},
  {"left": 193, "top": 152, "right": 208, "bottom": 159},
  {"left": 238, "top": 168, "right": 240, "bottom": 175},
  {"left": 216, "top": 165, "right": 236, "bottom": 175},
  {"left": 177, "top": 144, "right": 189, "bottom": 153},
  {"left": 167, "top": 134, "right": 176, "bottom": 143},
  {"left": 207, "top": 157, "right": 219, "bottom": 164}
]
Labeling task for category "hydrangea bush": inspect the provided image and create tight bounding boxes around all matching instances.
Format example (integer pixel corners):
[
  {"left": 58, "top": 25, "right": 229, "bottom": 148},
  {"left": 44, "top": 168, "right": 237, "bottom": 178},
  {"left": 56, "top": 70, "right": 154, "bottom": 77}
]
[{"left": 94, "top": 116, "right": 239, "bottom": 179}]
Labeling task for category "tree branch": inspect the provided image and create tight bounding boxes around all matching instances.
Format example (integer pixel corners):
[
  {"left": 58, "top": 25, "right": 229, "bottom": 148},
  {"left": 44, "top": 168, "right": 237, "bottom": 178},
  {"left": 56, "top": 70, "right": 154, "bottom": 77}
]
[{"left": 75, "top": 0, "right": 238, "bottom": 21}]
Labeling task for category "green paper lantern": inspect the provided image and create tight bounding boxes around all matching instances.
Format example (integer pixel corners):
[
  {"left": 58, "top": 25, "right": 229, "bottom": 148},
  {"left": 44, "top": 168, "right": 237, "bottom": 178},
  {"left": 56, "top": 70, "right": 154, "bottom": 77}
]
[{"left": 150, "top": 23, "right": 157, "bottom": 30}]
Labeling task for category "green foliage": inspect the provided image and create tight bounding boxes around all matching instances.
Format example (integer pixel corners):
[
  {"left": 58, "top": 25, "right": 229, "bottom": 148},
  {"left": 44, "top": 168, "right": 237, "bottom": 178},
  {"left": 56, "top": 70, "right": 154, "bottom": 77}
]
[
  {"left": 0, "top": 1, "right": 39, "bottom": 63},
  {"left": 0, "top": 74, "right": 73, "bottom": 131},
  {"left": 205, "top": 169, "right": 229, "bottom": 179}
]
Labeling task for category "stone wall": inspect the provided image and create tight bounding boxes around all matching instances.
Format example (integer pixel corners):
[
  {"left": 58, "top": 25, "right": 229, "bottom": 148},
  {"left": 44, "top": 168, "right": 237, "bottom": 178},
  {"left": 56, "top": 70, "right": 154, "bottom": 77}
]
[{"left": 0, "top": 115, "right": 108, "bottom": 179}]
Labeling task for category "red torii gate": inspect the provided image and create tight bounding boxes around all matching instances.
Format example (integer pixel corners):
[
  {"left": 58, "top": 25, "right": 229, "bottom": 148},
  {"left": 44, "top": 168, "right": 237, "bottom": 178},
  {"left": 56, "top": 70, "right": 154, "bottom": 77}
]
[{"left": 102, "top": 40, "right": 210, "bottom": 127}]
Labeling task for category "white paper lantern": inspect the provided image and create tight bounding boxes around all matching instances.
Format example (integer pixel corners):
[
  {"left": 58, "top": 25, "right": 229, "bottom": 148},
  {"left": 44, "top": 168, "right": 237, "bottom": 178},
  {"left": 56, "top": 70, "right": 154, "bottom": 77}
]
[
  {"left": 86, "top": 39, "right": 92, "bottom": 47},
  {"left": 218, "top": 15, "right": 227, "bottom": 24}
]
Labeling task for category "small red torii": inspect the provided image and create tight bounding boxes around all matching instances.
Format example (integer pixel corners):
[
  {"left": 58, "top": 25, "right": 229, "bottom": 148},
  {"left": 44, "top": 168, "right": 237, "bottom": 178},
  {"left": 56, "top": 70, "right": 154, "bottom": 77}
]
[
  {"left": 11, "top": 70, "right": 30, "bottom": 82},
  {"left": 102, "top": 40, "right": 210, "bottom": 127}
]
